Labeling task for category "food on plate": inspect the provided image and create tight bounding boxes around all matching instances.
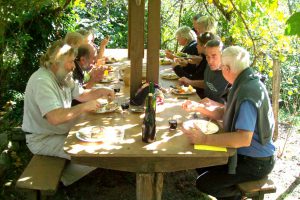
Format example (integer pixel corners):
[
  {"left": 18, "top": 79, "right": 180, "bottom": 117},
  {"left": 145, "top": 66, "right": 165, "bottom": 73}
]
[
  {"left": 174, "top": 85, "right": 195, "bottom": 94},
  {"left": 106, "top": 65, "right": 113, "bottom": 72},
  {"left": 95, "top": 102, "right": 118, "bottom": 113},
  {"left": 90, "top": 127, "right": 105, "bottom": 139},
  {"left": 160, "top": 58, "right": 172, "bottom": 65},
  {"left": 100, "top": 76, "right": 114, "bottom": 83},
  {"left": 105, "top": 57, "right": 118, "bottom": 64},
  {"left": 175, "top": 52, "right": 188, "bottom": 58},
  {"left": 161, "top": 73, "right": 179, "bottom": 80}
]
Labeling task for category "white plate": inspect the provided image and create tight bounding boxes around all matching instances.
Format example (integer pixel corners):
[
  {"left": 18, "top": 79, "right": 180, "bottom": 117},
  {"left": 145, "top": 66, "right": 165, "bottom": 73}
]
[
  {"left": 95, "top": 103, "right": 118, "bottom": 113},
  {"left": 161, "top": 73, "right": 179, "bottom": 80},
  {"left": 76, "top": 126, "right": 123, "bottom": 142},
  {"left": 129, "top": 106, "right": 145, "bottom": 113},
  {"left": 182, "top": 119, "right": 219, "bottom": 134},
  {"left": 100, "top": 77, "right": 114, "bottom": 83},
  {"left": 171, "top": 88, "right": 196, "bottom": 95},
  {"left": 76, "top": 127, "right": 105, "bottom": 142}
]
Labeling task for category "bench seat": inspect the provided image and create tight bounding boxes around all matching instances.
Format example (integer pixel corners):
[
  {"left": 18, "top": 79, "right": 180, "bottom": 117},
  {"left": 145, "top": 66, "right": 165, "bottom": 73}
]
[
  {"left": 16, "top": 155, "right": 66, "bottom": 199},
  {"left": 237, "top": 176, "right": 276, "bottom": 200}
]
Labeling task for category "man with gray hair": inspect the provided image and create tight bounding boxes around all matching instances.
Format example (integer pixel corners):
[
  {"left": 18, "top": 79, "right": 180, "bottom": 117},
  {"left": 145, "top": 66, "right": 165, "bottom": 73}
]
[
  {"left": 165, "top": 26, "right": 198, "bottom": 60},
  {"left": 73, "top": 43, "right": 104, "bottom": 89},
  {"left": 182, "top": 46, "right": 275, "bottom": 200},
  {"left": 22, "top": 40, "right": 115, "bottom": 186}
]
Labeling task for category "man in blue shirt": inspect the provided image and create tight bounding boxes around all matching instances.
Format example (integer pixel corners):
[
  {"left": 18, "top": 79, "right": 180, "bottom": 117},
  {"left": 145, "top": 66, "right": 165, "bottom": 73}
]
[{"left": 181, "top": 46, "right": 275, "bottom": 200}]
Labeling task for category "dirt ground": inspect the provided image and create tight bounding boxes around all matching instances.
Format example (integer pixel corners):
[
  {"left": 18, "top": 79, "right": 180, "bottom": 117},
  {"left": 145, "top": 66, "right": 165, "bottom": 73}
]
[{"left": 48, "top": 123, "right": 300, "bottom": 200}]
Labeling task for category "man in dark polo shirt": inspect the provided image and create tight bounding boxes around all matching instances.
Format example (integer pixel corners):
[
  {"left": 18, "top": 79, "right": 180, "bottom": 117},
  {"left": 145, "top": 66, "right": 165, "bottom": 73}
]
[{"left": 179, "top": 39, "right": 228, "bottom": 103}]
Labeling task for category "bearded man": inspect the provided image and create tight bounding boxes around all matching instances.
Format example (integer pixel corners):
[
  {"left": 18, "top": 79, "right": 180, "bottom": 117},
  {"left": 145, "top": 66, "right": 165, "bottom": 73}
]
[{"left": 22, "top": 40, "right": 114, "bottom": 186}]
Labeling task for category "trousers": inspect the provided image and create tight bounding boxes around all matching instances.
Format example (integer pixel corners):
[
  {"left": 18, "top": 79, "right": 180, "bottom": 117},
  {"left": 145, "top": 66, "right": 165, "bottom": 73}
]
[
  {"left": 196, "top": 154, "right": 275, "bottom": 200},
  {"left": 26, "top": 134, "right": 96, "bottom": 186}
]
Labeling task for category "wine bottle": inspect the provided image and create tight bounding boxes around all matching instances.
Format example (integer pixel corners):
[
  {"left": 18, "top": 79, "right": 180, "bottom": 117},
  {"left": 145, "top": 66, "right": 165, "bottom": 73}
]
[{"left": 142, "top": 82, "right": 156, "bottom": 143}]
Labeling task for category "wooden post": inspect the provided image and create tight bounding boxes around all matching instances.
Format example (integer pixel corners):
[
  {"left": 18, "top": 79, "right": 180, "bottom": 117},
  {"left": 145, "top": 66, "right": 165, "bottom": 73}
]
[
  {"left": 146, "top": 0, "right": 160, "bottom": 83},
  {"left": 136, "top": 173, "right": 163, "bottom": 200},
  {"left": 128, "top": 0, "right": 131, "bottom": 59},
  {"left": 129, "top": 0, "right": 145, "bottom": 99},
  {"left": 272, "top": 59, "right": 280, "bottom": 141}
]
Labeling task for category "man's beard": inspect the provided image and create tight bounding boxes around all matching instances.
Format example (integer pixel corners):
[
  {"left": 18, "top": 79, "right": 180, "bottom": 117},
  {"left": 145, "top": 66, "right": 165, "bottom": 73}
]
[{"left": 56, "top": 66, "right": 75, "bottom": 88}]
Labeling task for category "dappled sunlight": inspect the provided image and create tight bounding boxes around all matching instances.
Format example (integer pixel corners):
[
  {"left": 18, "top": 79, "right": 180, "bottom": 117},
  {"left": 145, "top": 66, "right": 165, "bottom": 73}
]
[
  {"left": 178, "top": 151, "right": 193, "bottom": 154},
  {"left": 143, "top": 130, "right": 183, "bottom": 151},
  {"left": 18, "top": 177, "right": 31, "bottom": 182}
]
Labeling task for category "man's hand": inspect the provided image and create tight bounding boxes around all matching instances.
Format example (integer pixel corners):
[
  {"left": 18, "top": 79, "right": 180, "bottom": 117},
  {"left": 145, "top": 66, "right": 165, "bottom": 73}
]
[
  {"left": 181, "top": 123, "right": 207, "bottom": 144},
  {"left": 99, "top": 36, "right": 110, "bottom": 47},
  {"left": 89, "top": 67, "right": 105, "bottom": 83},
  {"left": 175, "top": 58, "right": 188, "bottom": 67},
  {"left": 94, "top": 87, "right": 115, "bottom": 101},
  {"left": 82, "top": 100, "right": 101, "bottom": 112},
  {"left": 182, "top": 100, "right": 203, "bottom": 112},
  {"left": 188, "top": 56, "right": 202, "bottom": 65},
  {"left": 178, "top": 77, "right": 191, "bottom": 86},
  {"left": 165, "top": 50, "right": 174, "bottom": 60}
]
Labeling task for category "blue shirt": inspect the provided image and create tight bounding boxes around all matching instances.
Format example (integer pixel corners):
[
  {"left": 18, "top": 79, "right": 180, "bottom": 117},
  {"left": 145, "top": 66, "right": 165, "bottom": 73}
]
[{"left": 235, "top": 101, "right": 275, "bottom": 157}]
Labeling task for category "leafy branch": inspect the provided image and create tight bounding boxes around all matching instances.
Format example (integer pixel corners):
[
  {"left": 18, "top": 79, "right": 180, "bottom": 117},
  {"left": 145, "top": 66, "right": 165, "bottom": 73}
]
[
  {"left": 212, "top": 0, "right": 232, "bottom": 21},
  {"left": 228, "top": 0, "right": 257, "bottom": 67}
]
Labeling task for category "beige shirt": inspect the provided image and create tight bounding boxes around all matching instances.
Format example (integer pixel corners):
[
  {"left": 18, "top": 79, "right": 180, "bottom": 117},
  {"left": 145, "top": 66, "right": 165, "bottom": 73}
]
[{"left": 22, "top": 67, "right": 81, "bottom": 135}]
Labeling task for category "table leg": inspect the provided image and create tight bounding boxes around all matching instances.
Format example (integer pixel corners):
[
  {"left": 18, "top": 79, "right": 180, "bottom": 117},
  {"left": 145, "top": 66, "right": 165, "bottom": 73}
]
[{"left": 136, "top": 172, "right": 163, "bottom": 200}]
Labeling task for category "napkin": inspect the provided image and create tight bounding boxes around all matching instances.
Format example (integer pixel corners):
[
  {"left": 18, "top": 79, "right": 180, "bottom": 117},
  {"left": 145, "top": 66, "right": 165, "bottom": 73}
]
[{"left": 194, "top": 145, "right": 227, "bottom": 152}]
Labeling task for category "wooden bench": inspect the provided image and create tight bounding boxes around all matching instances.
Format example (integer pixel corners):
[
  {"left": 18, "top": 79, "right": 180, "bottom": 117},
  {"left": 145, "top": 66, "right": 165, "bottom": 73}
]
[
  {"left": 237, "top": 176, "right": 276, "bottom": 200},
  {"left": 16, "top": 155, "right": 66, "bottom": 200}
]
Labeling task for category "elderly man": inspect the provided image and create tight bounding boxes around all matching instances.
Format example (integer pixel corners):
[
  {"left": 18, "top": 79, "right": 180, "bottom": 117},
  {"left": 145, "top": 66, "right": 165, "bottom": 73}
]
[
  {"left": 22, "top": 40, "right": 114, "bottom": 186},
  {"left": 73, "top": 43, "right": 105, "bottom": 89},
  {"left": 165, "top": 26, "right": 198, "bottom": 60},
  {"left": 179, "top": 39, "right": 228, "bottom": 103},
  {"left": 182, "top": 46, "right": 275, "bottom": 200}
]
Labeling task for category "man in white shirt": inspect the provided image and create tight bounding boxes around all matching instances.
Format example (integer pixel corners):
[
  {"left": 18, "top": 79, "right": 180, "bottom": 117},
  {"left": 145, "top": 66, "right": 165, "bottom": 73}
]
[{"left": 22, "top": 40, "right": 114, "bottom": 186}]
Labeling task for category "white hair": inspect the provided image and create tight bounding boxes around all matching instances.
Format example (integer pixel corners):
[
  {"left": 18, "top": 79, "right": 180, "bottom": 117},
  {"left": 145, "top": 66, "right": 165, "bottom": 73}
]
[
  {"left": 222, "top": 46, "right": 250, "bottom": 73},
  {"left": 197, "top": 16, "right": 217, "bottom": 33},
  {"left": 175, "top": 26, "right": 196, "bottom": 42},
  {"left": 40, "top": 40, "right": 77, "bottom": 69}
]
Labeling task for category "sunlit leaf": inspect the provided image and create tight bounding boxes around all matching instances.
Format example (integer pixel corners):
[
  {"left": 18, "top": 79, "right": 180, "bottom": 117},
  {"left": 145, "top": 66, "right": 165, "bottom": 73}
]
[
  {"left": 285, "top": 12, "right": 300, "bottom": 37},
  {"left": 268, "top": 71, "right": 273, "bottom": 78},
  {"left": 288, "top": 90, "right": 293, "bottom": 96},
  {"left": 279, "top": 54, "right": 286, "bottom": 62}
]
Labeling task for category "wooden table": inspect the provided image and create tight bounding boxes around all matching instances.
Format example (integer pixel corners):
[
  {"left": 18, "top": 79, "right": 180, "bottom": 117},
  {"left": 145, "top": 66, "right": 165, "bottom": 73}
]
[{"left": 64, "top": 62, "right": 234, "bottom": 200}]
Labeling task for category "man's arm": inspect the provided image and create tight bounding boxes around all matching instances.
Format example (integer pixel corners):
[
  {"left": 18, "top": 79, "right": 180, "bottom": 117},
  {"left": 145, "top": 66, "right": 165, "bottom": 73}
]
[
  {"left": 182, "top": 126, "right": 253, "bottom": 148},
  {"left": 75, "top": 87, "right": 114, "bottom": 102},
  {"left": 179, "top": 77, "right": 205, "bottom": 88},
  {"left": 45, "top": 100, "right": 100, "bottom": 125},
  {"left": 203, "top": 130, "right": 253, "bottom": 148}
]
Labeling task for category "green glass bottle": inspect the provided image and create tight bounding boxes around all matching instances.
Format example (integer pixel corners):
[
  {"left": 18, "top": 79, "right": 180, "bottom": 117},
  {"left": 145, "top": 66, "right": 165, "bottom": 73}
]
[{"left": 142, "top": 82, "right": 156, "bottom": 143}]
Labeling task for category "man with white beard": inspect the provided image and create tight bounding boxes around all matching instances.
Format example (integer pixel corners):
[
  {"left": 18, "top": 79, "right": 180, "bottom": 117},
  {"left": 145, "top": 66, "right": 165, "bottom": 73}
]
[{"left": 22, "top": 40, "right": 115, "bottom": 186}]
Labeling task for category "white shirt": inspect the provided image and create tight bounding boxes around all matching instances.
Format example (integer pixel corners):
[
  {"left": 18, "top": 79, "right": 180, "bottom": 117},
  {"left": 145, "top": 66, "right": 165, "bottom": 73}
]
[{"left": 22, "top": 67, "right": 81, "bottom": 135}]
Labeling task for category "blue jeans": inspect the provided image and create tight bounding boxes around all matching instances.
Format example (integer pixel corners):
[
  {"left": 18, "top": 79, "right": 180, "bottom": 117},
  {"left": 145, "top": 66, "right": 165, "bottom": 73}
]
[{"left": 196, "top": 154, "right": 275, "bottom": 200}]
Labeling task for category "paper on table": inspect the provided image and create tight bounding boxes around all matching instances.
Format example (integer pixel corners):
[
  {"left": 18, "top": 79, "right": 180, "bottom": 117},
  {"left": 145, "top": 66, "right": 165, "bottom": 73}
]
[{"left": 194, "top": 145, "right": 227, "bottom": 152}]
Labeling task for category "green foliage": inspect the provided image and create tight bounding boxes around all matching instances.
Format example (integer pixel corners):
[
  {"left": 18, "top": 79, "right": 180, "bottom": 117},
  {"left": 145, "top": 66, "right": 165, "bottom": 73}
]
[
  {"left": 2, "top": 90, "right": 24, "bottom": 125},
  {"left": 74, "top": 0, "right": 129, "bottom": 48},
  {"left": 285, "top": 12, "right": 300, "bottom": 36}
]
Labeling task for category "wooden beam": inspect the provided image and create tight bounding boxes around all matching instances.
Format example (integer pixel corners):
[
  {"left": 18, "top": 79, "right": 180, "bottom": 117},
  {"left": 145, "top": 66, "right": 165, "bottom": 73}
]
[
  {"left": 136, "top": 173, "right": 163, "bottom": 200},
  {"left": 128, "top": 0, "right": 132, "bottom": 59},
  {"left": 129, "top": 0, "right": 145, "bottom": 98},
  {"left": 272, "top": 59, "right": 280, "bottom": 141},
  {"left": 147, "top": 0, "right": 160, "bottom": 83}
]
